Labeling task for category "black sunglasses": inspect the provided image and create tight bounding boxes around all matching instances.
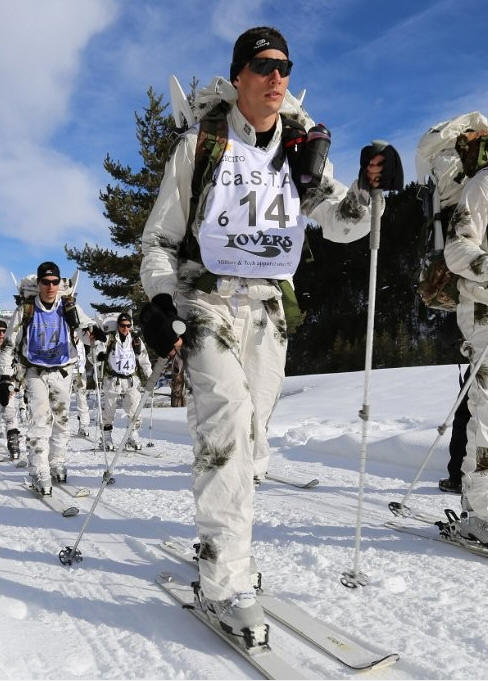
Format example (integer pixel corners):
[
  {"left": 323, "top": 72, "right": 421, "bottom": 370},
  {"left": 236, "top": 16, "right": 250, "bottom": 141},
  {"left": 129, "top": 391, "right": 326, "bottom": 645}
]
[
  {"left": 119, "top": 323, "right": 132, "bottom": 328},
  {"left": 39, "top": 278, "right": 60, "bottom": 286},
  {"left": 248, "top": 57, "right": 293, "bottom": 78}
]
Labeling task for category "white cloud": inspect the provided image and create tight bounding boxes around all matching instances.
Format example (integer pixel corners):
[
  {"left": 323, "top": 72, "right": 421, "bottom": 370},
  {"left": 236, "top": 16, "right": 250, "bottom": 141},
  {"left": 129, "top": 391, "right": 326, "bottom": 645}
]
[
  {"left": 0, "top": 0, "right": 117, "bottom": 246},
  {"left": 0, "top": 141, "right": 106, "bottom": 245},
  {"left": 210, "top": 0, "right": 267, "bottom": 43},
  {"left": 0, "top": 0, "right": 117, "bottom": 140}
]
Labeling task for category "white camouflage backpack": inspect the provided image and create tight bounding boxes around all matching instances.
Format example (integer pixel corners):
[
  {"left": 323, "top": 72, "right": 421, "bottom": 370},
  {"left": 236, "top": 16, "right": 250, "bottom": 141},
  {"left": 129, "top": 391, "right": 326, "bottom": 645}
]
[
  {"left": 94, "top": 311, "right": 125, "bottom": 334},
  {"left": 416, "top": 111, "right": 488, "bottom": 311}
]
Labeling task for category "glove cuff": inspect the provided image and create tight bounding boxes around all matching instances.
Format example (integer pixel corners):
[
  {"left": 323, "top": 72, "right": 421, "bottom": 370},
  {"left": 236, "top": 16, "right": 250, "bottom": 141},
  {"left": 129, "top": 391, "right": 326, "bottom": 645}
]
[{"left": 152, "top": 293, "right": 177, "bottom": 317}]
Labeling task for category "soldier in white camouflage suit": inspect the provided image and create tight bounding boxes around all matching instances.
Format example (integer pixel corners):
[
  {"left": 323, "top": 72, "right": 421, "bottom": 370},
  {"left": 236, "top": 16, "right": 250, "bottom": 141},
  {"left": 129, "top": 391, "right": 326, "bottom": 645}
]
[
  {"left": 0, "top": 262, "right": 103, "bottom": 495},
  {"left": 98, "top": 312, "right": 152, "bottom": 451},
  {"left": 139, "top": 26, "right": 391, "bottom": 641},
  {"left": 445, "top": 129, "right": 488, "bottom": 544},
  {"left": 0, "top": 318, "right": 21, "bottom": 460},
  {"left": 73, "top": 334, "right": 91, "bottom": 438}
]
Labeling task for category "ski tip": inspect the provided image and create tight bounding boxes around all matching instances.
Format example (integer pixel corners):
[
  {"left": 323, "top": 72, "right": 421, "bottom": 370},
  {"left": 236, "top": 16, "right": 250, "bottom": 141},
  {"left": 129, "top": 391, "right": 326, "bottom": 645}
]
[
  {"left": 74, "top": 488, "right": 90, "bottom": 498},
  {"left": 370, "top": 653, "right": 400, "bottom": 670},
  {"left": 304, "top": 479, "right": 320, "bottom": 488}
]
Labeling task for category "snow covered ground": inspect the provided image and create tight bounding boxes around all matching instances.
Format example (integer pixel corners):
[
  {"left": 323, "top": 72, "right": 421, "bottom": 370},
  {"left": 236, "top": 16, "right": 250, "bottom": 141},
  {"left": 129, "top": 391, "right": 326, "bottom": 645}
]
[{"left": 0, "top": 363, "right": 486, "bottom": 680}]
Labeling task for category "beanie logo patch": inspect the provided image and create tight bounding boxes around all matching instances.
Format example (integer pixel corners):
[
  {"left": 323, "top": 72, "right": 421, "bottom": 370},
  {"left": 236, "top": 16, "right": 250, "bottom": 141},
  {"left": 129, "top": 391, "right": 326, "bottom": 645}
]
[{"left": 254, "top": 38, "right": 269, "bottom": 50}]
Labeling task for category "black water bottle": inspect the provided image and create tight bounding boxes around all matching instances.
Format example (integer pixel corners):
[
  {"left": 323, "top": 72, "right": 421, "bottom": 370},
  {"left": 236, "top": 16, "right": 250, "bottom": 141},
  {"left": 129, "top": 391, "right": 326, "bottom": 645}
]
[{"left": 300, "top": 123, "right": 332, "bottom": 188}]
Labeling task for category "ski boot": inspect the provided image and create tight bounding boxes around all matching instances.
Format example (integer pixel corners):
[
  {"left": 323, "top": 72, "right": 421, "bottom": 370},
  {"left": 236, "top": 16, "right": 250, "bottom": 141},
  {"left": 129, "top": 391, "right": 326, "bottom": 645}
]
[
  {"left": 193, "top": 582, "right": 269, "bottom": 650},
  {"left": 101, "top": 426, "right": 115, "bottom": 451},
  {"left": 77, "top": 423, "right": 90, "bottom": 438},
  {"left": 7, "top": 428, "right": 21, "bottom": 460},
  {"left": 51, "top": 464, "right": 67, "bottom": 483},
  {"left": 30, "top": 473, "right": 52, "bottom": 496},
  {"left": 126, "top": 431, "right": 142, "bottom": 451},
  {"left": 438, "top": 477, "right": 462, "bottom": 494}
]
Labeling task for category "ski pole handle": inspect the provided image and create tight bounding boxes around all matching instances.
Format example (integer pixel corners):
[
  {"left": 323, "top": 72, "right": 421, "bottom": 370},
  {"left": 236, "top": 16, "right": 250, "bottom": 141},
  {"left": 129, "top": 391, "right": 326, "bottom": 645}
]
[{"left": 172, "top": 320, "right": 186, "bottom": 337}]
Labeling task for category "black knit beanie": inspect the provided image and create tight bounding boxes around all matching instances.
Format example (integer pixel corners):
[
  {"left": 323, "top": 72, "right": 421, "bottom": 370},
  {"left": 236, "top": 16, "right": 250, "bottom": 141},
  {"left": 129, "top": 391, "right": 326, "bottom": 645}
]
[
  {"left": 230, "top": 26, "right": 289, "bottom": 83},
  {"left": 37, "top": 261, "right": 60, "bottom": 280}
]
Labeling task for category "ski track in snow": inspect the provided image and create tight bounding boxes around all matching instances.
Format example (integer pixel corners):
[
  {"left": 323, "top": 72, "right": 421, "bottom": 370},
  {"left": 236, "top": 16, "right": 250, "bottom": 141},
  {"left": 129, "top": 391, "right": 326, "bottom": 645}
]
[{"left": 0, "top": 365, "right": 487, "bottom": 679}]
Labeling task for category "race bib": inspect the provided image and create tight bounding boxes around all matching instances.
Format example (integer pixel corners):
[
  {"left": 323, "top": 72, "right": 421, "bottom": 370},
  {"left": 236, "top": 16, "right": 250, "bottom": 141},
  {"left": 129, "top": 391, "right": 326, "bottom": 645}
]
[
  {"left": 109, "top": 339, "right": 137, "bottom": 376},
  {"left": 199, "top": 127, "right": 305, "bottom": 279},
  {"left": 27, "top": 304, "right": 70, "bottom": 367}
]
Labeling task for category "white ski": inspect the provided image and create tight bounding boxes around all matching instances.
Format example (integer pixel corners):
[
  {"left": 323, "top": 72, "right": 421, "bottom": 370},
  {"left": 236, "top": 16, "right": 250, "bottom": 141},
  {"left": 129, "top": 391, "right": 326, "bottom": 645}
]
[
  {"left": 52, "top": 480, "right": 90, "bottom": 498},
  {"left": 385, "top": 520, "right": 488, "bottom": 559},
  {"left": 159, "top": 538, "right": 399, "bottom": 671},
  {"left": 264, "top": 473, "right": 319, "bottom": 489},
  {"left": 169, "top": 75, "right": 193, "bottom": 130},
  {"left": 388, "top": 501, "right": 440, "bottom": 524},
  {"left": 155, "top": 572, "right": 307, "bottom": 680},
  {"left": 22, "top": 483, "right": 79, "bottom": 517},
  {"left": 0, "top": 455, "right": 30, "bottom": 468}
]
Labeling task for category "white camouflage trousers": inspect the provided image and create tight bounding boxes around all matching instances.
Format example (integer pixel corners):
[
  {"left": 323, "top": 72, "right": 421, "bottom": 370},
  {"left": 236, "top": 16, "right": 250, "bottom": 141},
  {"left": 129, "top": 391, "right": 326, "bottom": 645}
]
[
  {"left": 1, "top": 395, "right": 19, "bottom": 432},
  {"left": 458, "top": 300, "right": 488, "bottom": 518},
  {"left": 102, "top": 374, "right": 142, "bottom": 430},
  {"left": 179, "top": 283, "right": 287, "bottom": 601},
  {"left": 25, "top": 365, "right": 74, "bottom": 477},
  {"left": 73, "top": 371, "right": 90, "bottom": 427}
]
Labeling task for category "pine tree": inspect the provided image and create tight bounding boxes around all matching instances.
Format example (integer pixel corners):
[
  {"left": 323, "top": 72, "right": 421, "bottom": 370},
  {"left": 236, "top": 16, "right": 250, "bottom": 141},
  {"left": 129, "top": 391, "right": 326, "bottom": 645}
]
[
  {"left": 287, "top": 182, "right": 464, "bottom": 374},
  {"left": 65, "top": 87, "right": 177, "bottom": 316}
]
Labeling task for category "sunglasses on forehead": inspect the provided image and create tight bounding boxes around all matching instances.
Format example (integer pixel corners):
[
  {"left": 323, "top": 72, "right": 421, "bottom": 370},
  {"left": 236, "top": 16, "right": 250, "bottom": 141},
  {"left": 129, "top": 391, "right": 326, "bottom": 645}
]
[
  {"left": 39, "top": 278, "right": 60, "bottom": 286},
  {"left": 248, "top": 57, "right": 293, "bottom": 77}
]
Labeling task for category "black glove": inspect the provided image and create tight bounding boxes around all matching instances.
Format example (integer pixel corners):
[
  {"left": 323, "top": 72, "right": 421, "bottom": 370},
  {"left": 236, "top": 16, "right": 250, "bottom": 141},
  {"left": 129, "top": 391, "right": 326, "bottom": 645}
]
[
  {"left": 0, "top": 379, "right": 13, "bottom": 407},
  {"left": 91, "top": 326, "right": 107, "bottom": 342},
  {"left": 358, "top": 142, "right": 403, "bottom": 191},
  {"left": 96, "top": 352, "right": 106, "bottom": 362},
  {"left": 139, "top": 294, "right": 181, "bottom": 358}
]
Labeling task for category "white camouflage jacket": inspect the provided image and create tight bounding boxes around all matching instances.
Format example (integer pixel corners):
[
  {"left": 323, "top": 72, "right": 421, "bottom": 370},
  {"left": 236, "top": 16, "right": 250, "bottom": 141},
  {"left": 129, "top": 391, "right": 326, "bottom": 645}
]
[
  {"left": 141, "top": 102, "right": 373, "bottom": 301},
  {"left": 444, "top": 167, "right": 488, "bottom": 305}
]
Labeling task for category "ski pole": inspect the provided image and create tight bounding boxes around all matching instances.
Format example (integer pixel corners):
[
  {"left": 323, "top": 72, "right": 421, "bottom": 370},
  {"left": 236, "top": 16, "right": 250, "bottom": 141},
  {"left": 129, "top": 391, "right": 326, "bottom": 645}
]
[
  {"left": 146, "top": 388, "right": 155, "bottom": 447},
  {"left": 341, "top": 187, "right": 384, "bottom": 590},
  {"left": 58, "top": 321, "right": 185, "bottom": 566},
  {"left": 389, "top": 341, "right": 488, "bottom": 519}
]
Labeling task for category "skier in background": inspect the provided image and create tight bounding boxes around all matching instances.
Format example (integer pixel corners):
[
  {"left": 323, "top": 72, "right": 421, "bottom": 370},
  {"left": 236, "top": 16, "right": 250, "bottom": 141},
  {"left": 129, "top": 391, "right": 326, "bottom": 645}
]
[
  {"left": 0, "top": 262, "right": 104, "bottom": 495},
  {"left": 72, "top": 334, "right": 91, "bottom": 438},
  {"left": 139, "top": 25, "right": 396, "bottom": 642},
  {"left": 444, "top": 129, "right": 488, "bottom": 542},
  {"left": 439, "top": 367, "right": 470, "bottom": 494},
  {"left": 97, "top": 312, "right": 152, "bottom": 451},
  {"left": 0, "top": 318, "right": 21, "bottom": 460}
]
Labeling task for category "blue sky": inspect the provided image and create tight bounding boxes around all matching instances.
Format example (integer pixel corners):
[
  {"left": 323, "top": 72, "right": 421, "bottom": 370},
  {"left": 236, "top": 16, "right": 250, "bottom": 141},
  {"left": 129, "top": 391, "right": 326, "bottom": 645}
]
[{"left": 0, "top": 0, "right": 487, "bottom": 314}]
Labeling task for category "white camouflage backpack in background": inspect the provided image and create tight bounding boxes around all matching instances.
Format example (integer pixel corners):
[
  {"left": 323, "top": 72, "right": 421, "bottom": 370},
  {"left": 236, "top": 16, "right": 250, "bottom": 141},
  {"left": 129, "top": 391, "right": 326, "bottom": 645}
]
[
  {"left": 94, "top": 311, "right": 124, "bottom": 334},
  {"left": 416, "top": 111, "right": 488, "bottom": 311}
]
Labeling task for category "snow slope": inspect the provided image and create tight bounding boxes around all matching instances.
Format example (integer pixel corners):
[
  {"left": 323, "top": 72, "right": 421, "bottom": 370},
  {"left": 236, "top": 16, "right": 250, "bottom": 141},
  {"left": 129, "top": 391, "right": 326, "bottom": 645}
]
[{"left": 0, "top": 363, "right": 486, "bottom": 680}]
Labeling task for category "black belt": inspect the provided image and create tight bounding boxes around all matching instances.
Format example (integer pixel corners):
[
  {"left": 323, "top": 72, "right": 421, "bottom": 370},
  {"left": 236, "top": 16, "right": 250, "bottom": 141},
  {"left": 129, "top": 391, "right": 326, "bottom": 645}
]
[{"left": 31, "top": 365, "right": 69, "bottom": 378}]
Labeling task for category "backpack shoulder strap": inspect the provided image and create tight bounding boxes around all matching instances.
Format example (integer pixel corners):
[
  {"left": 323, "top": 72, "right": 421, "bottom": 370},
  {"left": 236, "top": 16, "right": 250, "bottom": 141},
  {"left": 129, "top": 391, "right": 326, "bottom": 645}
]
[
  {"left": 180, "top": 101, "right": 230, "bottom": 261},
  {"left": 22, "top": 297, "right": 35, "bottom": 331}
]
